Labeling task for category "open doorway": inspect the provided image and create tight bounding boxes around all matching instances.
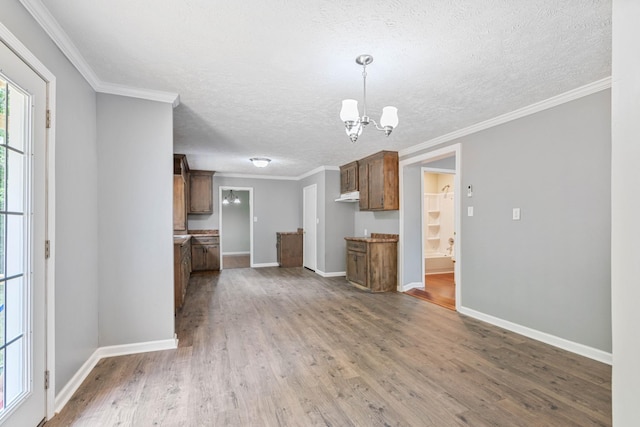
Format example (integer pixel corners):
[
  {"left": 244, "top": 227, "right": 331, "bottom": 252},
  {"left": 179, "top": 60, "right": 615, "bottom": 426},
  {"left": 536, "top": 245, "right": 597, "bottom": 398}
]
[
  {"left": 219, "top": 187, "right": 252, "bottom": 269},
  {"left": 413, "top": 169, "right": 456, "bottom": 310}
]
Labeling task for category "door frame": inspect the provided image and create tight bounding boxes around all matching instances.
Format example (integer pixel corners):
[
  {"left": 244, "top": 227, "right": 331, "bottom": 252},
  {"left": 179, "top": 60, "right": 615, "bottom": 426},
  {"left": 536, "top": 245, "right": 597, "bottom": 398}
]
[
  {"left": 399, "top": 143, "right": 461, "bottom": 310},
  {"left": 302, "top": 184, "right": 317, "bottom": 271},
  {"left": 0, "top": 23, "right": 57, "bottom": 419},
  {"left": 218, "top": 186, "right": 253, "bottom": 269}
]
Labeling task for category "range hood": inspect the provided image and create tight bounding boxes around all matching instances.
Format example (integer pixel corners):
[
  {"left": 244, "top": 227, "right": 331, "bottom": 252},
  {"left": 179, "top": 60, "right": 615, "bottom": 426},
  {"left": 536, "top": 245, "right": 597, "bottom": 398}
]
[{"left": 335, "top": 191, "right": 360, "bottom": 202}]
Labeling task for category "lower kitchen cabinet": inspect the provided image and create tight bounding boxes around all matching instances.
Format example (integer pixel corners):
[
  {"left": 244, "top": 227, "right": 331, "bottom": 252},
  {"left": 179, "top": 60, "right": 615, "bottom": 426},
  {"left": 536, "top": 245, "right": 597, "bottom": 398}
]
[
  {"left": 174, "top": 236, "right": 192, "bottom": 312},
  {"left": 276, "top": 231, "right": 303, "bottom": 267},
  {"left": 345, "top": 234, "right": 398, "bottom": 292},
  {"left": 191, "top": 235, "right": 220, "bottom": 271}
]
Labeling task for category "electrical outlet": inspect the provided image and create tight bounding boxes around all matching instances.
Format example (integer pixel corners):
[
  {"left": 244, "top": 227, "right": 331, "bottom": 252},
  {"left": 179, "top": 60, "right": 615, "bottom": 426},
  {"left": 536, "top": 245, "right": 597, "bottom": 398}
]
[{"left": 512, "top": 208, "right": 521, "bottom": 221}]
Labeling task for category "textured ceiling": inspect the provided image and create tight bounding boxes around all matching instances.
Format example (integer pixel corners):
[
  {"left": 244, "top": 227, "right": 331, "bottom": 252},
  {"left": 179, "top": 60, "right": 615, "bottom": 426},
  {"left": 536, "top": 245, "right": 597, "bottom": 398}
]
[{"left": 41, "top": 0, "right": 611, "bottom": 177}]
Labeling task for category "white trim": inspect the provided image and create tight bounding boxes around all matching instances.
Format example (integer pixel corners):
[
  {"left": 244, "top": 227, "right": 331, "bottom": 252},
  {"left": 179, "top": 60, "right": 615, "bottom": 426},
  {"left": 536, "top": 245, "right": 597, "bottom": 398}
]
[
  {"left": 53, "top": 338, "right": 178, "bottom": 414},
  {"left": 459, "top": 307, "right": 612, "bottom": 365},
  {"left": 398, "top": 143, "right": 462, "bottom": 311},
  {"left": 222, "top": 251, "right": 250, "bottom": 256},
  {"left": 252, "top": 262, "right": 279, "bottom": 268},
  {"left": 1, "top": 20, "right": 58, "bottom": 420},
  {"left": 18, "top": 0, "right": 179, "bottom": 106},
  {"left": 302, "top": 184, "right": 318, "bottom": 271},
  {"left": 219, "top": 186, "right": 253, "bottom": 271},
  {"left": 399, "top": 77, "right": 612, "bottom": 158},
  {"left": 315, "top": 270, "right": 346, "bottom": 278},
  {"left": 401, "top": 282, "right": 422, "bottom": 292}
]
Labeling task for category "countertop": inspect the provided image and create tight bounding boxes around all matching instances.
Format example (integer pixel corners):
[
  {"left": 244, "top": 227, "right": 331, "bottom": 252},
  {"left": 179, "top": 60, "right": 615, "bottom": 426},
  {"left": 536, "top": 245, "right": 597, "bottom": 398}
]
[
  {"left": 277, "top": 231, "right": 303, "bottom": 235},
  {"left": 174, "top": 229, "right": 219, "bottom": 245},
  {"left": 345, "top": 233, "right": 399, "bottom": 243}
]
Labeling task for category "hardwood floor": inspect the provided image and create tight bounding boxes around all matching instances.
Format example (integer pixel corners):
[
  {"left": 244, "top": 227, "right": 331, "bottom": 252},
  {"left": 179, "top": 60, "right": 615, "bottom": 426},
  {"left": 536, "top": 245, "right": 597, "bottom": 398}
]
[
  {"left": 406, "top": 273, "right": 456, "bottom": 310},
  {"left": 46, "top": 268, "right": 611, "bottom": 426}
]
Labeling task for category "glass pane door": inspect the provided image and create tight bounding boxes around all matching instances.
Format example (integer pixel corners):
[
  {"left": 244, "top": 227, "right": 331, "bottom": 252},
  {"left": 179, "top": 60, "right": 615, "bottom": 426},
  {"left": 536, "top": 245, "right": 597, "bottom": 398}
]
[{"left": 0, "top": 75, "right": 30, "bottom": 414}]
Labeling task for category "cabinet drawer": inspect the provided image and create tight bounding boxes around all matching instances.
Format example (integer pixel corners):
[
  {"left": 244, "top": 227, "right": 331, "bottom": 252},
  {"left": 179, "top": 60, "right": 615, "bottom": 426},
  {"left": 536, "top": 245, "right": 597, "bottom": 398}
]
[
  {"left": 192, "top": 235, "right": 219, "bottom": 245},
  {"left": 347, "top": 241, "right": 367, "bottom": 253}
]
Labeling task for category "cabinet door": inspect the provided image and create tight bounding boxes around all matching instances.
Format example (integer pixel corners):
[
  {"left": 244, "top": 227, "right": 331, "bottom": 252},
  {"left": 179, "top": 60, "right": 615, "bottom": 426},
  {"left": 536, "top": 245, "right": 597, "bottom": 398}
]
[
  {"left": 358, "top": 161, "right": 369, "bottom": 210},
  {"left": 205, "top": 244, "right": 220, "bottom": 270},
  {"left": 340, "top": 161, "right": 358, "bottom": 193},
  {"left": 347, "top": 250, "right": 368, "bottom": 287},
  {"left": 191, "top": 245, "right": 208, "bottom": 271},
  {"left": 368, "top": 155, "right": 385, "bottom": 210},
  {"left": 173, "top": 175, "right": 187, "bottom": 232},
  {"left": 189, "top": 170, "right": 214, "bottom": 214}
]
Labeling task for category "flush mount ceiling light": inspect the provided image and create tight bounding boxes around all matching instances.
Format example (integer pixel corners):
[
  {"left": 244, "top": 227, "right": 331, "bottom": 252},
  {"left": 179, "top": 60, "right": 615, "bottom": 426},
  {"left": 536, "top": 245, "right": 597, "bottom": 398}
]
[
  {"left": 250, "top": 157, "right": 271, "bottom": 168},
  {"left": 222, "top": 190, "right": 241, "bottom": 205},
  {"left": 340, "top": 54, "right": 399, "bottom": 143}
]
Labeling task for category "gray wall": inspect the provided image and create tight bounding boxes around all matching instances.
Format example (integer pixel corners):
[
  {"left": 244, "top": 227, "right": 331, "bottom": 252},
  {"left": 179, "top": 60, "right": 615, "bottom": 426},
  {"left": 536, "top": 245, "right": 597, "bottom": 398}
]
[
  {"left": 299, "top": 169, "right": 355, "bottom": 274},
  {"left": 401, "top": 90, "right": 612, "bottom": 352},
  {"left": 354, "top": 211, "right": 400, "bottom": 237},
  {"left": 220, "top": 190, "right": 250, "bottom": 253},
  {"left": 1, "top": 0, "right": 100, "bottom": 394},
  {"left": 188, "top": 176, "right": 300, "bottom": 264},
  {"left": 97, "top": 94, "right": 175, "bottom": 346}
]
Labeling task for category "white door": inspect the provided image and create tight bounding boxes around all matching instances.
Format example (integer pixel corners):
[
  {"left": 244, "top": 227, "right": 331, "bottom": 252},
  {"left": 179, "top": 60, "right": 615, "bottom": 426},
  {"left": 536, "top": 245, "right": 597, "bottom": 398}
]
[
  {"left": 302, "top": 184, "right": 316, "bottom": 271},
  {"left": 0, "top": 40, "right": 47, "bottom": 426}
]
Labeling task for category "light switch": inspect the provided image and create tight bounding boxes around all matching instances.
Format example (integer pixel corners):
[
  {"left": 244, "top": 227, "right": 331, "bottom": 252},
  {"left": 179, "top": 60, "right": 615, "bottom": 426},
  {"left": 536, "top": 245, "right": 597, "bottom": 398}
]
[
  {"left": 512, "top": 208, "right": 521, "bottom": 221},
  {"left": 467, "top": 206, "right": 474, "bottom": 217},
  {"left": 254, "top": 216, "right": 258, "bottom": 222}
]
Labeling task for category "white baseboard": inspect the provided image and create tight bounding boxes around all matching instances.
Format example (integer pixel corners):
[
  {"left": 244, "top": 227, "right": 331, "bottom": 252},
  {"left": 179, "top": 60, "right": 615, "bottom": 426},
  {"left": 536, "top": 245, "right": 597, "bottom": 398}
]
[
  {"left": 458, "top": 306, "right": 612, "bottom": 365},
  {"left": 222, "top": 251, "right": 250, "bottom": 256},
  {"left": 251, "top": 262, "right": 279, "bottom": 268},
  {"left": 316, "top": 270, "right": 346, "bottom": 278},
  {"left": 401, "top": 282, "right": 422, "bottom": 292},
  {"left": 54, "top": 337, "right": 178, "bottom": 414}
]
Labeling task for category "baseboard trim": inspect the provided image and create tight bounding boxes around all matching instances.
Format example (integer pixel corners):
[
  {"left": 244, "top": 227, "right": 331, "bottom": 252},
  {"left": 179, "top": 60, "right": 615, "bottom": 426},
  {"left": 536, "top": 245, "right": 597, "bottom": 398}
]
[
  {"left": 458, "top": 306, "right": 612, "bottom": 365},
  {"left": 316, "top": 270, "right": 346, "bottom": 278},
  {"left": 251, "top": 262, "right": 279, "bottom": 268},
  {"left": 54, "top": 337, "right": 178, "bottom": 414},
  {"left": 222, "top": 251, "right": 250, "bottom": 256},
  {"left": 401, "top": 282, "right": 423, "bottom": 292}
]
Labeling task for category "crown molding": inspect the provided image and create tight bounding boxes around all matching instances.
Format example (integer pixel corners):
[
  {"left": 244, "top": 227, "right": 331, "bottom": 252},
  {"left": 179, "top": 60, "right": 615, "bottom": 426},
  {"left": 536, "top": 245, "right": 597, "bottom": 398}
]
[
  {"left": 399, "top": 77, "right": 612, "bottom": 158},
  {"left": 297, "top": 165, "right": 339, "bottom": 180},
  {"left": 19, "top": 0, "right": 180, "bottom": 106},
  {"left": 215, "top": 172, "right": 299, "bottom": 181}
]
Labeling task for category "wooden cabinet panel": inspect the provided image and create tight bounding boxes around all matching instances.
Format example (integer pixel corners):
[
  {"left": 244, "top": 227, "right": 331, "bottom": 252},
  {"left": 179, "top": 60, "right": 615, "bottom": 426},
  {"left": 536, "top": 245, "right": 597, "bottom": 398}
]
[
  {"left": 191, "top": 235, "right": 220, "bottom": 271},
  {"left": 357, "top": 151, "right": 398, "bottom": 211},
  {"left": 339, "top": 161, "right": 359, "bottom": 194},
  {"left": 345, "top": 235, "right": 398, "bottom": 292},
  {"left": 173, "top": 175, "right": 187, "bottom": 233},
  {"left": 174, "top": 237, "right": 191, "bottom": 312},
  {"left": 189, "top": 170, "right": 214, "bottom": 214},
  {"left": 276, "top": 232, "right": 303, "bottom": 267}
]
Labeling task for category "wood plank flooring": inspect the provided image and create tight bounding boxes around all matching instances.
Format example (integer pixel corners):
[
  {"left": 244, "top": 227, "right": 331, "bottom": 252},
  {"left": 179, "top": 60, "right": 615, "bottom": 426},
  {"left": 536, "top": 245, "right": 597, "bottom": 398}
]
[
  {"left": 406, "top": 273, "right": 456, "bottom": 310},
  {"left": 222, "top": 254, "right": 251, "bottom": 269},
  {"left": 45, "top": 267, "right": 611, "bottom": 426}
]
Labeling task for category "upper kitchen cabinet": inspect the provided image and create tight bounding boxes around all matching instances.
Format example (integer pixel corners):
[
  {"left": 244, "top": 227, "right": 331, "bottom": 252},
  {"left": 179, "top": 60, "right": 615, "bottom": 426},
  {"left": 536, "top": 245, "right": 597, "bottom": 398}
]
[
  {"left": 173, "top": 155, "right": 189, "bottom": 233},
  {"left": 189, "top": 170, "right": 215, "bottom": 214},
  {"left": 358, "top": 151, "right": 399, "bottom": 211},
  {"left": 339, "top": 161, "right": 359, "bottom": 194}
]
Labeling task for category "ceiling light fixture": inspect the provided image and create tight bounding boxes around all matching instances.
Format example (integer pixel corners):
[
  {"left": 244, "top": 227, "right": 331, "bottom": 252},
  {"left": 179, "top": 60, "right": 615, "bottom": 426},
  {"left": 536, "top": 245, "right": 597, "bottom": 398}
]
[
  {"left": 223, "top": 190, "right": 241, "bottom": 205},
  {"left": 340, "top": 54, "right": 399, "bottom": 143},
  {"left": 250, "top": 157, "right": 271, "bottom": 168}
]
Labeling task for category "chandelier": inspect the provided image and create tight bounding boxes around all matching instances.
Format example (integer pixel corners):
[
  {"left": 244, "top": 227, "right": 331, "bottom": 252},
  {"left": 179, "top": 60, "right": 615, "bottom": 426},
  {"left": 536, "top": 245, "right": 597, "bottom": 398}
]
[
  {"left": 222, "top": 190, "right": 241, "bottom": 205},
  {"left": 340, "top": 54, "right": 399, "bottom": 143}
]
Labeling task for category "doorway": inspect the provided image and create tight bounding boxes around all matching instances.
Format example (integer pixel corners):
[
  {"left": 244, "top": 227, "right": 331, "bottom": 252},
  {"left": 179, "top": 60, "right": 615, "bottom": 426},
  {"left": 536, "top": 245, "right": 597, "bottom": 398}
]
[
  {"left": 302, "top": 184, "right": 317, "bottom": 271},
  {"left": 0, "top": 39, "right": 49, "bottom": 425},
  {"left": 219, "top": 187, "right": 253, "bottom": 269},
  {"left": 411, "top": 169, "right": 456, "bottom": 310}
]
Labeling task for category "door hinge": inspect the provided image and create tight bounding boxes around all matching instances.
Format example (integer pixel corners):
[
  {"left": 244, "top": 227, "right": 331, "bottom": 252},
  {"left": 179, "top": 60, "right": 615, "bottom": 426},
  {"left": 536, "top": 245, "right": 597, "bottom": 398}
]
[
  {"left": 45, "top": 240, "right": 50, "bottom": 259},
  {"left": 44, "top": 370, "right": 50, "bottom": 390},
  {"left": 46, "top": 109, "right": 51, "bottom": 129}
]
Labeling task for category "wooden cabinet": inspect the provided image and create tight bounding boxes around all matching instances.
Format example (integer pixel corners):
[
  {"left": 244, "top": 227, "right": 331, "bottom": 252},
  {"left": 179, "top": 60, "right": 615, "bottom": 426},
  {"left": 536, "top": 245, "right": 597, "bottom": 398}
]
[
  {"left": 339, "top": 161, "right": 359, "bottom": 194},
  {"left": 191, "top": 235, "right": 220, "bottom": 271},
  {"left": 173, "top": 155, "right": 189, "bottom": 233},
  {"left": 174, "top": 236, "right": 192, "bottom": 312},
  {"left": 358, "top": 151, "right": 399, "bottom": 211},
  {"left": 345, "top": 234, "right": 398, "bottom": 292},
  {"left": 189, "top": 170, "right": 214, "bottom": 214},
  {"left": 276, "top": 231, "right": 303, "bottom": 267}
]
